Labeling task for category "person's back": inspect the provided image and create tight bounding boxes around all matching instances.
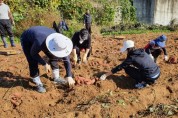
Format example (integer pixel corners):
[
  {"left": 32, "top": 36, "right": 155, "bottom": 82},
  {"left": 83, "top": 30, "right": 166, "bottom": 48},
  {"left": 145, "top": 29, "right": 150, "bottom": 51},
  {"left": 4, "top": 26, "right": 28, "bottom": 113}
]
[
  {"left": 84, "top": 12, "right": 92, "bottom": 24},
  {"left": 100, "top": 40, "right": 160, "bottom": 89},
  {"left": 83, "top": 9, "right": 92, "bottom": 34},
  {"left": 126, "top": 48, "right": 160, "bottom": 78},
  {"left": 22, "top": 26, "right": 55, "bottom": 43},
  {"left": 0, "top": 3, "right": 9, "bottom": 19}
]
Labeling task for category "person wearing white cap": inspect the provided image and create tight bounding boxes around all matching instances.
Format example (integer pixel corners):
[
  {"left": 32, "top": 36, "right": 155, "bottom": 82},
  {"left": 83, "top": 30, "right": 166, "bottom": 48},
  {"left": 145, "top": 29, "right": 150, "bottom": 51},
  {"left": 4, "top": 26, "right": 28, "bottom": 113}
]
[
  {"left": 144, "top": 34, "right": 168, "bottom": 62},
  {"left": 20, "top": 26, "right": 75, "bottom": 93},
  {"left": 100, "top": 40, "right": 161, "bottom": 89}
]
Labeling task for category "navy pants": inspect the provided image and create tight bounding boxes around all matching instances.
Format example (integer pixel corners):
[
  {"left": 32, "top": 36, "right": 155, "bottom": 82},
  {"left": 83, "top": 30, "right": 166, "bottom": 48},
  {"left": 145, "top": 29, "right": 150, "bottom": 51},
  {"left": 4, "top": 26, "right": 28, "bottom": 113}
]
[
  {"left": 0, "top": 19, "right": 14, "bottom": 37},
  {"left": 124, "top": 66, "right": 160, "bottom": 84},
  {"left": 151, "top": 49, "right": 162, "bottom": 62},
  {"left": 21, "top": 39, "right": 39, "bottom": 78},
  {"left": 21, "top": 38, "right": 72, "bottom": 78},
  {"left": 85, "top": 23, "right": 91, "bottom": 34}
]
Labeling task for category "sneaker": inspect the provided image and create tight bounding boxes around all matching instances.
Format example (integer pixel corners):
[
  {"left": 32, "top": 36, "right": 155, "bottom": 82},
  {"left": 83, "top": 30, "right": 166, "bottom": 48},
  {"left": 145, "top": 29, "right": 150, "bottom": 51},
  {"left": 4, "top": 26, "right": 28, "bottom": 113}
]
[
  {"left": 54, "top": 77, "right": 67, "bottom": 85},
  {"left": 4, "top": 44, "right": 8, "bottom": 48},
  {"left": 37, "top": 84, "right": 46, "bottom": 93},
  {"left": 135, "top": 82, "right": 146, "bottom": 89}
]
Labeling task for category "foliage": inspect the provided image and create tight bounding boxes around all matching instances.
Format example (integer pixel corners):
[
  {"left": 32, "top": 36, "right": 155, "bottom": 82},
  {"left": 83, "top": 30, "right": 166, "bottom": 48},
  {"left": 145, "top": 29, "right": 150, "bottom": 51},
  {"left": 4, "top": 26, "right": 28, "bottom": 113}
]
[
  {"left": 14, "top": 9, "right": 59, "bottom": 37},
  {"left": 134, "top": 103, "right": 178, "bottom": 117},
  {"left": 93, "top": 2, "right": 115, "bottom": 25},
  {"left": 168, "top": 19, "right": 178, "bottom": 31},
  {"left": 58, "top": 0, "right": 92, "bottom": 21},
  {"left": 62, "top": 20, "right": 82, "bottom": 38},
  {"left": 4, "top": 0, "right": 29, "bottom": 22},
  {"left": 120, "top": 0, "right": 137, "bottom": 23},
  {"left": 3, "top": 0, "right": 138, "bottom": 38},
  {"left": 101, "top": 23, "right": 172, "bottom": 35}
]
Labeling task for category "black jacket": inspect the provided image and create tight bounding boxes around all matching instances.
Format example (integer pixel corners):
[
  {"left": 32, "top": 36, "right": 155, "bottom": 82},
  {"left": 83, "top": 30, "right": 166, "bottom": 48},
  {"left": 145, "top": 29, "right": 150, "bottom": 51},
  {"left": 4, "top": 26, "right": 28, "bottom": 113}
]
[
  {"left": 111, "top": 49, "right": 160, "bottom": 78},
  {"left": 71, "top": 31, "right": 91, "bottom": 49},
  {"left": 83, "top": 13, "right": 92, "bottom": 24}
]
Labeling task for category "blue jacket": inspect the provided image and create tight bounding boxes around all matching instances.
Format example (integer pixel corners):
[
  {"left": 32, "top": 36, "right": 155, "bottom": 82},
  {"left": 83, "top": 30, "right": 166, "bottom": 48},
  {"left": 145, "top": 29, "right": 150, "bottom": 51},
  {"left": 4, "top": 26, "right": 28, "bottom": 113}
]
[{"left": 111, "top": 49, "right": 160, "bottom": 78}]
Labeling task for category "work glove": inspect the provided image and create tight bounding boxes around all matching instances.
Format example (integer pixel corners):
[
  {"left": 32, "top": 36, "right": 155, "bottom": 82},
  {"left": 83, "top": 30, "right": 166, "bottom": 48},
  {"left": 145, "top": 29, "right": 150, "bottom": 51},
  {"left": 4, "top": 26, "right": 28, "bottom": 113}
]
[
  {"left": 100, "top": 74, "right": 107, "bottom": 80},
  {"left": 45, "top": 63, "right": 51, "bottom": 73},
  {"left": 73, "top": 54, "right": 78, "bottom": 65},
  {"left": 164, "top": 55, "right": 169, "bottom": 61},
  {"left": 12, "top": 21, "right": 15, "bottom": 26},
  {"left": 66, "top": 77, "right": 75, "bottom": 86},
  {"left": 83, "top": 53, "right": 88, "bottom": 63},
  {"left": 149, "top": 54, "right": 154, "bottom": 60}
]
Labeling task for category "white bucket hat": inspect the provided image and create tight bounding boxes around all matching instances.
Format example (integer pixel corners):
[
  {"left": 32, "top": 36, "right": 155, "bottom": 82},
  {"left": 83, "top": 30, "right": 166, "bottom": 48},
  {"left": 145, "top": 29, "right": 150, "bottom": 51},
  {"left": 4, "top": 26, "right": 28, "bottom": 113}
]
[
  {"left": 120, "top": 40, "right": 134, "bottom": 52},
  {"left": 46, "top": 33, "right": 73, "bottom": 57}
]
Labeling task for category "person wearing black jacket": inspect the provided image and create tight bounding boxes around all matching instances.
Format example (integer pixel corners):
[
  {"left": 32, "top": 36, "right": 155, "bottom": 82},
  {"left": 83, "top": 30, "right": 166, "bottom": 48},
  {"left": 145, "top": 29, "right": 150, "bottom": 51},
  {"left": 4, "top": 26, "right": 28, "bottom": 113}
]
[
  {"left": 83, "top": 9, "right": 92, "bottom": 34},
  {"left": 100, "top": 40, "right": 160, "bottom": 89},
  {"left": 72, "top": 28, "right": 91, "bottom": 65}
]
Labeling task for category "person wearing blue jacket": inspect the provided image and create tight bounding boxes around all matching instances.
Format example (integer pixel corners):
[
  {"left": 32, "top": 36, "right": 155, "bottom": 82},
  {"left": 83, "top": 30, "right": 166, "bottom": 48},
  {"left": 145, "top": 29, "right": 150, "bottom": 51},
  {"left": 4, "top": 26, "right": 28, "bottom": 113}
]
[
  {"left": 100, "top": 40, "right": 161, "bottom": 89},
  {"left": 20, "top": 26, "right": 75, "bottom": 93},
  {"left": 144, "top": 35, "right": 168, "bottom": 62}
]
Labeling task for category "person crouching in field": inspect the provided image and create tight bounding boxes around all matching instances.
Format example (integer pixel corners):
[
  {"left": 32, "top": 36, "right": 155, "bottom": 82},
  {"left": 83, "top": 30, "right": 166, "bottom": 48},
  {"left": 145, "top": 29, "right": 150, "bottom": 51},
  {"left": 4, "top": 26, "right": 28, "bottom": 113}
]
[
  {"left": 20, "top": 26, "right": 75, "bottom": 93},
  {"left": 100, "top": 40, "right": 160, "bottom": 89},
  {"left": 72, "top": 28, "right": 91, "bottom": 65},
  {"left": 144, "top": 35, "right": 169, "bottom": 62}
]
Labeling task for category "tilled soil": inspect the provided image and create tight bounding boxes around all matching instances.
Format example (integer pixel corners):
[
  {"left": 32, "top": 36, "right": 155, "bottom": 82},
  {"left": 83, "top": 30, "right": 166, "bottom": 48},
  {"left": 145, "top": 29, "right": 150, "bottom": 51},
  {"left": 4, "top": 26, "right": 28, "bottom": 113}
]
[{"left": 0, "top": 32, "right": 178, "bottom": 118}]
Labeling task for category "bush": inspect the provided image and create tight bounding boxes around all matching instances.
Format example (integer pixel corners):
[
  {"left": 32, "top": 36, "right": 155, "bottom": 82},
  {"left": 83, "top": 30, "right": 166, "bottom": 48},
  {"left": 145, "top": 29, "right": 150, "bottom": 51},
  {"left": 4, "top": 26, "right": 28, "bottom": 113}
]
[{"left": 13, "top": 8, "right": 60, "bottom": 37}]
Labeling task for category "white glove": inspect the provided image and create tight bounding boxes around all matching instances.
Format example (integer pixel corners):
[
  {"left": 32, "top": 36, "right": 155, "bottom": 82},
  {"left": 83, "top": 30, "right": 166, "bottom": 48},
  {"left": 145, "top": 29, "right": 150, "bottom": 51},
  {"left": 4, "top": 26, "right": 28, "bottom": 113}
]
[
  {"left": 164, "top": 55, "right": 168, "bottom": 61},
  {"left": 83, "top": 53, "right": 87, "bottom": 63},
  {"left": 100, "top": 74, "right": 107, "bottom": 80},
  {"left": 66, "top": 77, "right": 75, "bottom": 86},
  {"left": 45, "top": 63, "right": 51, "bottom": 73},
  {"left": 73, "top": 54, "right": 78, "bottom": 65},
  {"left": 149, "top": 54, "right": 154, "bottom": 60}
]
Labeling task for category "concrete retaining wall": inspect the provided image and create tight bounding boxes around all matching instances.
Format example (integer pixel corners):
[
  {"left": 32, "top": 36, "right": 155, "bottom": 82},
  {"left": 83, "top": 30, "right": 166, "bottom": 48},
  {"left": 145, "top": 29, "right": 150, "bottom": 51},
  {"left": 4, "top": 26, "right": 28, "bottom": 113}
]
[{"left": 133, "top": 0, "right": 178, "bottom": 25}]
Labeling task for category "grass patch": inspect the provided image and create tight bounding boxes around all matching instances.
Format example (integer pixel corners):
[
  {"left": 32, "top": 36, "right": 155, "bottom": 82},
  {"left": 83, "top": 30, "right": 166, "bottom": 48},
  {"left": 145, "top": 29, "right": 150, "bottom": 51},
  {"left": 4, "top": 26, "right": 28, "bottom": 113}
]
[
  {"left": 101, "top": 29, "right": 171, "bottom": 36},
  {"left": 0, "top": 37, "right": 21, "bottom": 44}
]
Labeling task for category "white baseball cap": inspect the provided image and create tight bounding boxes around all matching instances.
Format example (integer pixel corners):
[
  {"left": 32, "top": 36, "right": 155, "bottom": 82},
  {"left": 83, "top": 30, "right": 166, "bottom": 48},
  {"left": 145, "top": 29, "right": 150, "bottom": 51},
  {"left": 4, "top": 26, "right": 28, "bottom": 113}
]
[
  {"left": 46, "top": 33, "right": 73, "bottom": 57},
  {"left": 120, "top": 40, "right": 134, "bottom": 52}
]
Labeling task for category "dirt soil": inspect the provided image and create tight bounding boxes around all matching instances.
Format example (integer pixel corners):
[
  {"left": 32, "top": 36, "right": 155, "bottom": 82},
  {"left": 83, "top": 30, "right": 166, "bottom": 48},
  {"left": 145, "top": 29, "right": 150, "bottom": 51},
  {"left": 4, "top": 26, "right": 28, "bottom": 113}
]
[{"left": 0, "top": 32, "right": 178, "bottom": 118}]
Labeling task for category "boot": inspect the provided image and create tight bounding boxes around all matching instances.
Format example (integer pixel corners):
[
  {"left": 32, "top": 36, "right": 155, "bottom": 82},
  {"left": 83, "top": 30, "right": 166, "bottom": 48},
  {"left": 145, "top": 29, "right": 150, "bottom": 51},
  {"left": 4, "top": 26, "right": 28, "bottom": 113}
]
[
  {"left": 32, "top": 76, "right": 46, "bottom": 93},
  {"left": 10, "top": 37, "right": 15, "bottom": 47},
  {"left": 1, "top": 37, "right": 8, "bottom": 48},
  {"left": 52, "top": 69, "right": 67, "bottom": 84}
]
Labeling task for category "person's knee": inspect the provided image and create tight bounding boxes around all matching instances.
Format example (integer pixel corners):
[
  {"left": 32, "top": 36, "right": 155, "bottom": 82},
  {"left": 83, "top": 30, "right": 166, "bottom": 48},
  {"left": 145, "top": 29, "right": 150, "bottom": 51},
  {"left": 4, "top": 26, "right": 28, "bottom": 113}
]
[
  {"left": 124, "top": 66, "right": 132, "bottom": 74},
  {"left": 49, "top": 61, "right": 58, "bottom": 70},
  {"left": 1, "top": 34, "right": 5, "bottom": 37}
]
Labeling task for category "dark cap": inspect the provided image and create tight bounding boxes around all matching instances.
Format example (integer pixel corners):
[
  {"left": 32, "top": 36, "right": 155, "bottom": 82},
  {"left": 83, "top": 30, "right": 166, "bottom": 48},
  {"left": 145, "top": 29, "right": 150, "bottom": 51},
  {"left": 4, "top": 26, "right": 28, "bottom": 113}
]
[
  {"left": 80, "top": 29, "right": 88, "bottom": 37},
  {"left": 79, "top": 29, "right": 89, "bottom": 40}
]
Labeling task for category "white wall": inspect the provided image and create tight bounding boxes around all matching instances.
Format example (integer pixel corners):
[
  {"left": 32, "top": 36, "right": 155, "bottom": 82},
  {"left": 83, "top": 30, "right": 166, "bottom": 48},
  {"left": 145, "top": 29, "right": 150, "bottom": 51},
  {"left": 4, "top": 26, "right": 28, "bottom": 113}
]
[
  {"left": 154, "top": 0, "right": 178, "bottom": 25},
  {"left": 133, "top": 0, "right": 178, "bottom": 25}
]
